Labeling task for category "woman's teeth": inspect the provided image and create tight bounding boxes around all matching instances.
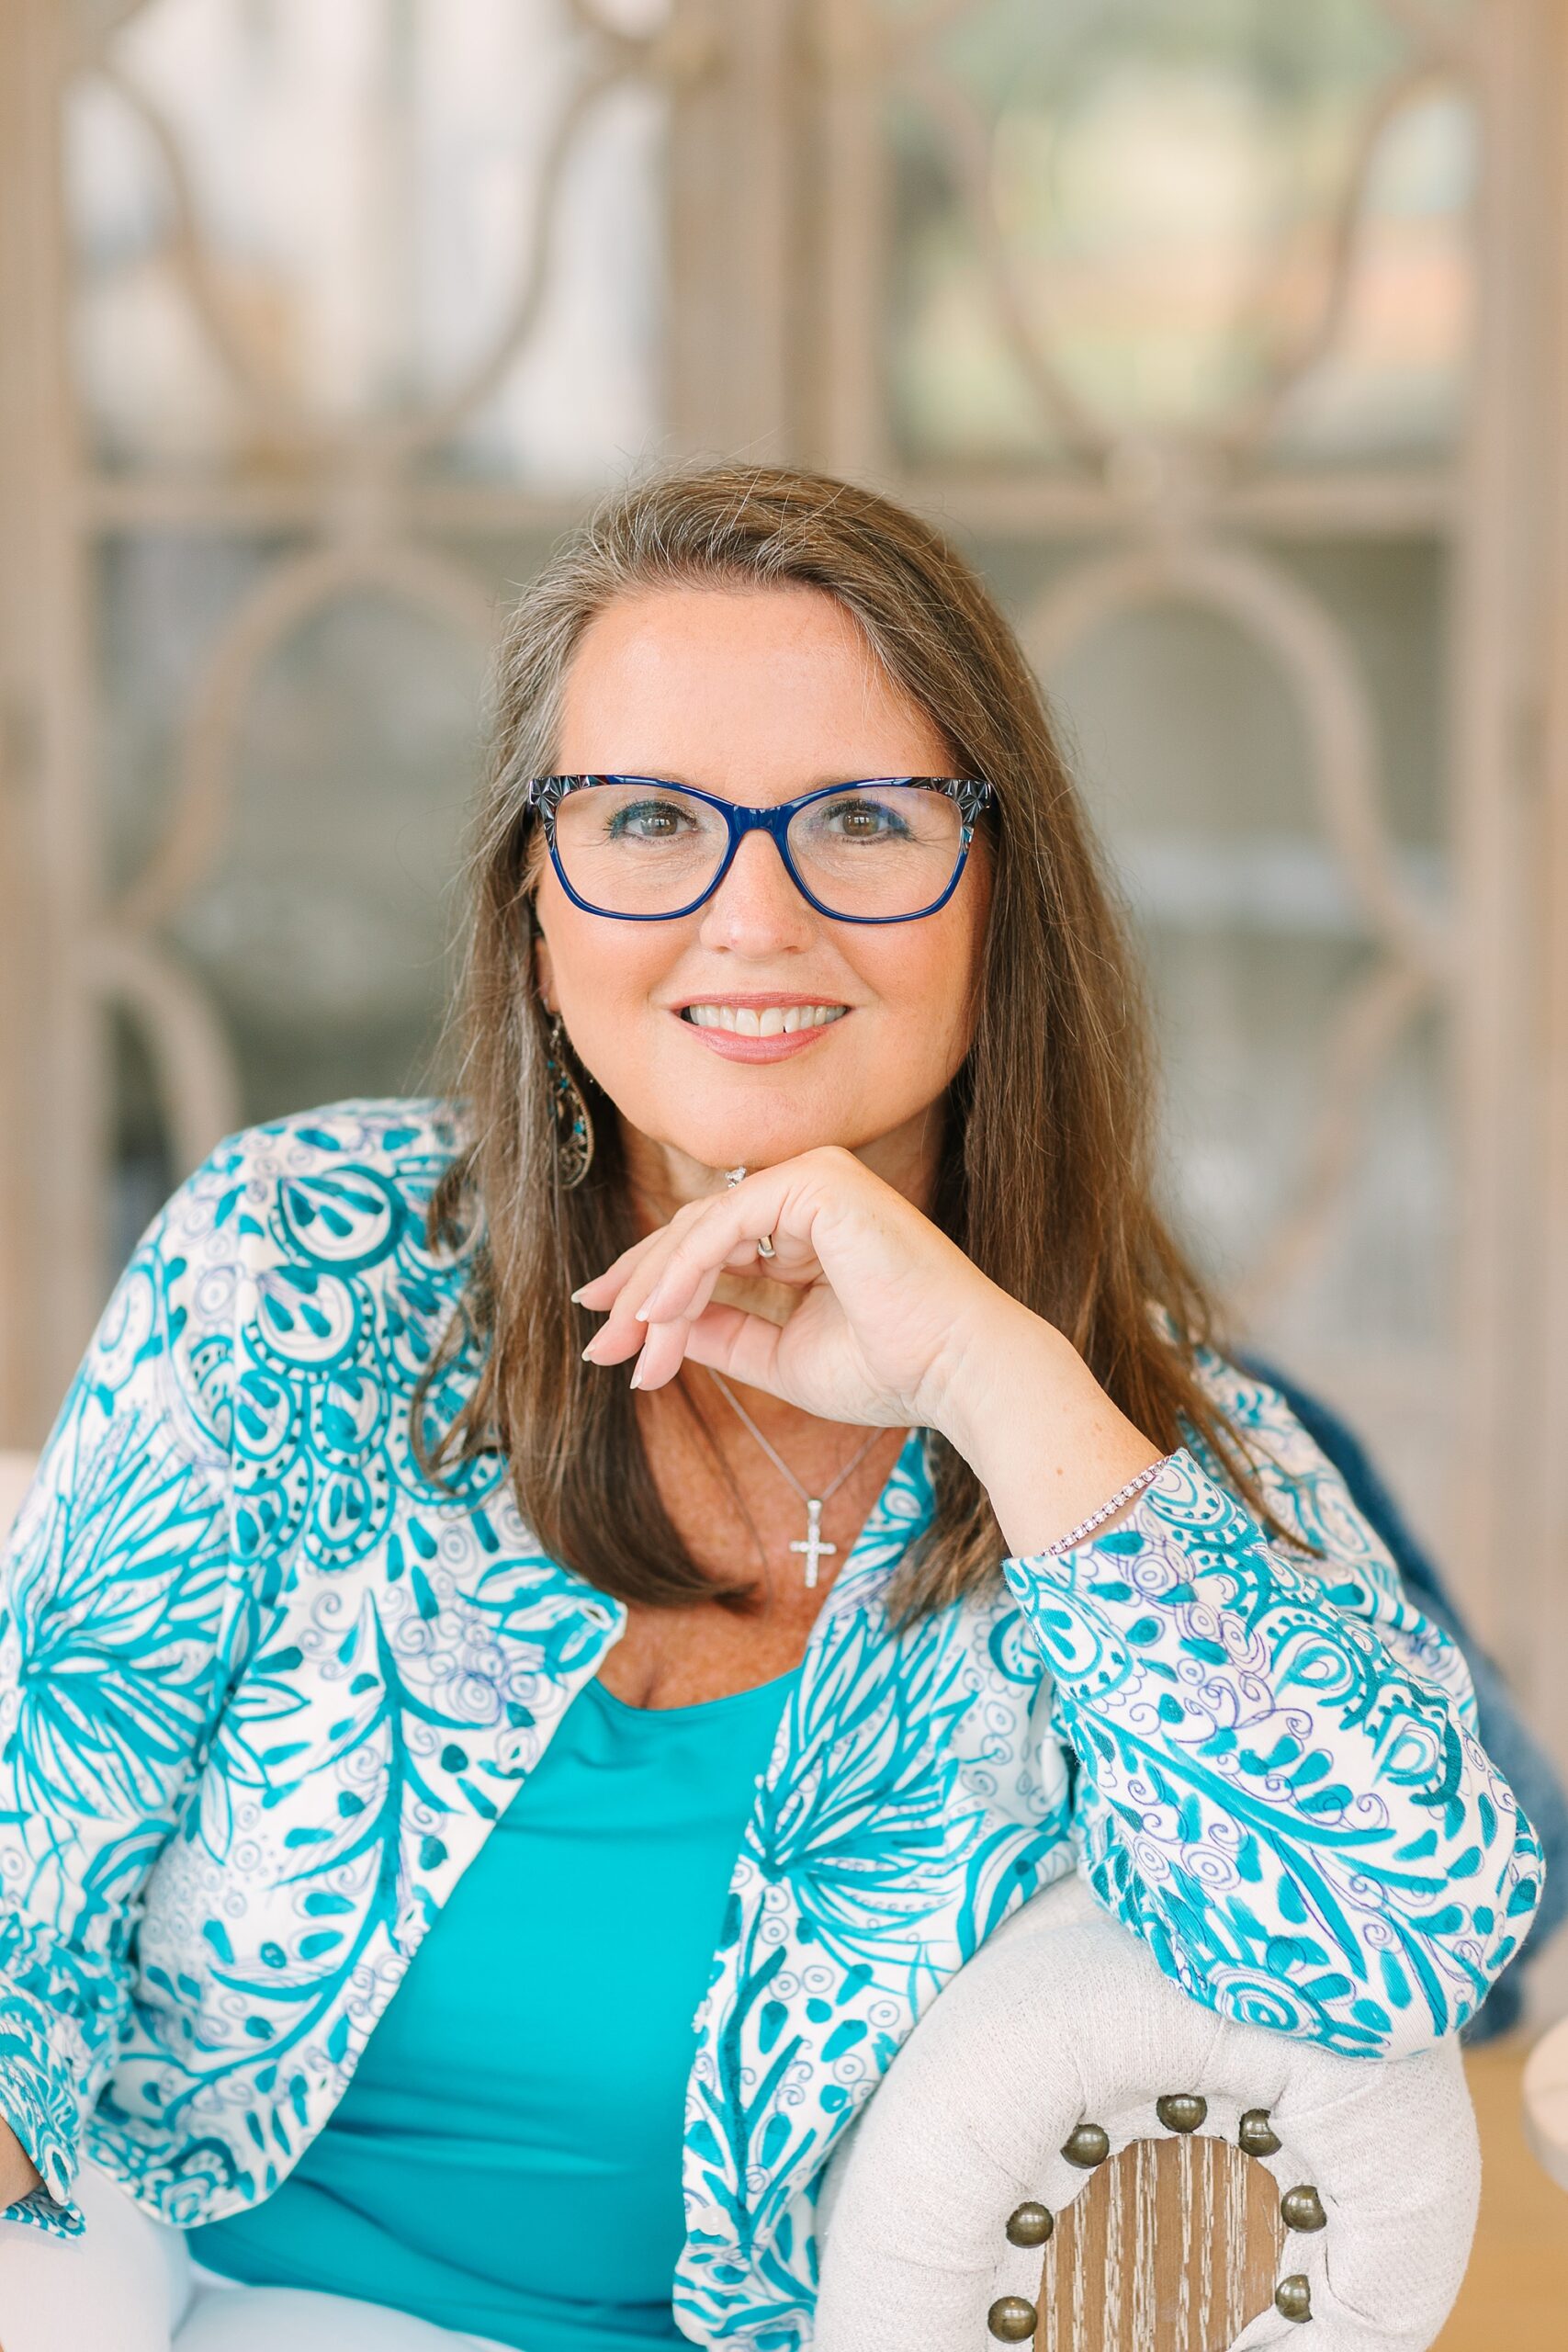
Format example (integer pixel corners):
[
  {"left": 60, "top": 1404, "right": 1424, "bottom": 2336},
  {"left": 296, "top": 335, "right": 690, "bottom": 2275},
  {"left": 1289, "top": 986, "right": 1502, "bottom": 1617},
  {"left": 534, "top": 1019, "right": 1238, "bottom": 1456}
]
[{"left": 682, "top": 1003, "right": 848, "bottom": 1036}]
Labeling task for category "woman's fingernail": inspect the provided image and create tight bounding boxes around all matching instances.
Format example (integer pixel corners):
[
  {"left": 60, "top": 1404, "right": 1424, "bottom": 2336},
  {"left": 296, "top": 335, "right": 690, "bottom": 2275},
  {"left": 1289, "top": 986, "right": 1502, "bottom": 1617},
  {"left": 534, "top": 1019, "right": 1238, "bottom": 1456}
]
[
  {"left": 628, "top": 1360, "right": 644, "bottom": 1389},
  {"left": 581, "top": 1338, "right": 601, "bottom": 1361},
  {"left": 570, "top": 1285, "right": 588, "bottom": 1303}
]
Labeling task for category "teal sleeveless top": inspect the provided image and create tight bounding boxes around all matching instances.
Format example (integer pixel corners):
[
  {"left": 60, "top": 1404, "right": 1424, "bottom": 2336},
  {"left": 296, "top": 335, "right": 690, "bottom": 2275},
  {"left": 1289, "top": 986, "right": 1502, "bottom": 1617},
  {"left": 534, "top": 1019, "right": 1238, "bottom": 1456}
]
[{"left": 186, "top": 1663, "right": 801, "bottom": 2352}]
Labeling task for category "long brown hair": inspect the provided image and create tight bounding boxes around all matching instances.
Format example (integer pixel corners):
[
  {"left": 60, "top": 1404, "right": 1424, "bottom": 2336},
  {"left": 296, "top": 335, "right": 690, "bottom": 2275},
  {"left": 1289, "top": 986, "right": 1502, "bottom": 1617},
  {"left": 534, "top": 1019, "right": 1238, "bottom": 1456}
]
[{"left": 415, "top": 460, "right": 1274, "bottom": 1628}]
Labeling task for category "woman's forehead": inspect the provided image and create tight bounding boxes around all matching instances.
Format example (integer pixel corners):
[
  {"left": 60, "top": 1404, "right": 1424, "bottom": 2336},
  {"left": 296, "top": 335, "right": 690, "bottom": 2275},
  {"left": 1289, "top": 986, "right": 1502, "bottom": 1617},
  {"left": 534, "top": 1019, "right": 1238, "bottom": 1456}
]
[{"left": 558, "top": 585, "right": 952, "bottom": 777}]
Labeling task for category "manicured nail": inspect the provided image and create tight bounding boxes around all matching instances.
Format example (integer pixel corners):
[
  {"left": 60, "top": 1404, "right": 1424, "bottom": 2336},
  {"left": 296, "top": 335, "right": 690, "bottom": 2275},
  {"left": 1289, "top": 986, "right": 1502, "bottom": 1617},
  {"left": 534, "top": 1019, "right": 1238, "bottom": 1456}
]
[
  {"left": 570, "top": 1285, "right": 588, "bottom": 1303},
  {"left": 581, "top": 1338, "right": 601, "bottom": 1361},
  {"left": 628, "top": 1359, "right": 644, "bottom": 1389}
]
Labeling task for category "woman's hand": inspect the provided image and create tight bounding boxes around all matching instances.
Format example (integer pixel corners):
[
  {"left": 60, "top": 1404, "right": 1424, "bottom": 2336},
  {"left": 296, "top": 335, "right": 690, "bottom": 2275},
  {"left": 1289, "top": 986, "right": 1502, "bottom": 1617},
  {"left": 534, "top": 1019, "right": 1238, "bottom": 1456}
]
[
  {"left": 0, "top": 2114, "right": 42, "bottom": 2211},
  {"left": 572, "top": 1145, "right": 1019, "bottom": 1440},
  {"left": 572, "top": 1145, "right": 1163, "bottom": 1554}
]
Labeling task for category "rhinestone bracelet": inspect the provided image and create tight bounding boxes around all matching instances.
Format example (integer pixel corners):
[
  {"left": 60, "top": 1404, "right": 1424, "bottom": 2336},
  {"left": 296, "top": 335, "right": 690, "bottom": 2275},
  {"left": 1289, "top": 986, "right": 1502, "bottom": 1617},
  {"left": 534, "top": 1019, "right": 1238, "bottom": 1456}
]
[{"left": 1044, "top": 1453, "right": 1179, "bottom": 1557}]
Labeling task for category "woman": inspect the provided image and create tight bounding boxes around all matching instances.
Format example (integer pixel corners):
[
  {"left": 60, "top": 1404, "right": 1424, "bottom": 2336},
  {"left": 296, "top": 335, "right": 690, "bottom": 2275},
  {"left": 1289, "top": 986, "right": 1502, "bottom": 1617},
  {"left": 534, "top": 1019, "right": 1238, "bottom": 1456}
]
[{"left": 0, "top": 464, "right": 1540, "bottom": 2352}]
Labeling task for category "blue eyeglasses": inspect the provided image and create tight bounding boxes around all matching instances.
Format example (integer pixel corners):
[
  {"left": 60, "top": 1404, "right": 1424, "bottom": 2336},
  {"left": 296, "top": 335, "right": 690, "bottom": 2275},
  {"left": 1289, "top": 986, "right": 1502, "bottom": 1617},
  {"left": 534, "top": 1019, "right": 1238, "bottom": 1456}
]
[{"left": 521, "top": 774, "right": 994, "bottom": 924}]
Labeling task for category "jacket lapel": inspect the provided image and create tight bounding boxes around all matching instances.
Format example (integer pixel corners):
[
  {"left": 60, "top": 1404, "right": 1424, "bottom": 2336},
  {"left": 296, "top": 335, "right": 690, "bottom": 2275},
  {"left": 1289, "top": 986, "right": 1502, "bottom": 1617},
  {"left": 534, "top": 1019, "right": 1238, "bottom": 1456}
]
[{"left": 674, "top": 1430, "right": 1071, "bottom": 2348}]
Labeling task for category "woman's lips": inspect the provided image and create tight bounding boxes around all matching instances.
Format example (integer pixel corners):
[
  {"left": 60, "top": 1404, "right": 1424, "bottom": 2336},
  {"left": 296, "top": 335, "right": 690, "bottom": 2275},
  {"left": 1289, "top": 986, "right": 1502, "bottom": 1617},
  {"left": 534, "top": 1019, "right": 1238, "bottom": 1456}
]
[{"left": 671, "top": 1009, "right": 850, "bottom": 1062}]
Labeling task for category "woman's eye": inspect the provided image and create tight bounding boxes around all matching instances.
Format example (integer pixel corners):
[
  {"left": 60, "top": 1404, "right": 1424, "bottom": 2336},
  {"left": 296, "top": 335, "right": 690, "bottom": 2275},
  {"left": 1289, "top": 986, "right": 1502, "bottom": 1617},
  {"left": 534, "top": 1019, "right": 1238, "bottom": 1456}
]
[
  {"left": 606, "top": 799, "right": 690, "bottom": 839},
  {"left": 822, "top": 797, "right": 908, "bottom": 837}
]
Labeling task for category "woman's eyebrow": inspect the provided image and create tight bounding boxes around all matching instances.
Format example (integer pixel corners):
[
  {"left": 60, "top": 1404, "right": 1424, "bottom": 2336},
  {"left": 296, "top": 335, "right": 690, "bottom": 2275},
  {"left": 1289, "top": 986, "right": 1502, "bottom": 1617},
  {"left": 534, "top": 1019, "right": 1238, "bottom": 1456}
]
[{"left": 582, "top": 772, "right": 901, "bottom": 797}]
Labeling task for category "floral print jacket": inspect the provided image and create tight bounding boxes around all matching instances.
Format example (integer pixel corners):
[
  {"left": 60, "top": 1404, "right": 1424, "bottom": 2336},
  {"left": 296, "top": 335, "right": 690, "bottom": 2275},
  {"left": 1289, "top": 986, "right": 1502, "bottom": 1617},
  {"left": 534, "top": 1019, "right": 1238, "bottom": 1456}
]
[{"left": 0, "top": 1101, "right": 1541, "bottom": 2350}]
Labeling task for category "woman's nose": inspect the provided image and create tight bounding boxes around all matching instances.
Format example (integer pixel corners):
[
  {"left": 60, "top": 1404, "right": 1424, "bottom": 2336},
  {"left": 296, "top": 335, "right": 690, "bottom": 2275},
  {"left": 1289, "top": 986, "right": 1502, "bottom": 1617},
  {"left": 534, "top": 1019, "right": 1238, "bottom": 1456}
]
[{"left": 695, "top": 826, "right": 819, "bottom": 951}]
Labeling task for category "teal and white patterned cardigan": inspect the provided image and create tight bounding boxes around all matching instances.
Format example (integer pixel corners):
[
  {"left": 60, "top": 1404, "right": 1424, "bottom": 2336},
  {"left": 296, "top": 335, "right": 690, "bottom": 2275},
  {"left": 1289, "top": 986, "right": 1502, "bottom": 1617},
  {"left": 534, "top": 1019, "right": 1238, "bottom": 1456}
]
[{"left": 0, "top": 1101, "right": 1541, "bottom": 2350}]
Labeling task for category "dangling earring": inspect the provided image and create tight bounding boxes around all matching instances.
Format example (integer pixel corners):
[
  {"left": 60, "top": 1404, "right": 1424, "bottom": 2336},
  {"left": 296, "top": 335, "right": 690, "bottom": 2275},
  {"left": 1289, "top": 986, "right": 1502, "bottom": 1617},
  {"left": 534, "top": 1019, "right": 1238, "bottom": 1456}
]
[{"left": 545, "top": 1010, "right": 594, "bottom": 1188}]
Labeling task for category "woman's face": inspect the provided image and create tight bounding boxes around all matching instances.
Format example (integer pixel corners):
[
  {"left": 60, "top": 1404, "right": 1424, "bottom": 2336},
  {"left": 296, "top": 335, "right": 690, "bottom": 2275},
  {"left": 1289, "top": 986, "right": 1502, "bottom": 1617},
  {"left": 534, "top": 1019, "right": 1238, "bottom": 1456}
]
[{"left": 532, "top": 582, "right": 990, "bottom": 1204}]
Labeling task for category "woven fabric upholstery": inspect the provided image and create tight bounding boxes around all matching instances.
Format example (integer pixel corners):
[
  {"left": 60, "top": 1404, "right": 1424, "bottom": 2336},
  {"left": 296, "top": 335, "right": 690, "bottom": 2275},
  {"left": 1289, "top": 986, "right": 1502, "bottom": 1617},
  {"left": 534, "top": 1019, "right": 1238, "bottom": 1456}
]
[{"left": 815, "top": 1873, "right": 1479, "bottom": 2352}]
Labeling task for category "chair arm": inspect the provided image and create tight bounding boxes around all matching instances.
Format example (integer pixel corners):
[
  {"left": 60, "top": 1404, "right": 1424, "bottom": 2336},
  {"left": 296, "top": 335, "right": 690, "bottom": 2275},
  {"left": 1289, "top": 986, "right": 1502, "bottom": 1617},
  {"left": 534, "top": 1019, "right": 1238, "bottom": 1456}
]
[{"left": 815, "top": 1871, "right": 1479, "bottom": 2352}]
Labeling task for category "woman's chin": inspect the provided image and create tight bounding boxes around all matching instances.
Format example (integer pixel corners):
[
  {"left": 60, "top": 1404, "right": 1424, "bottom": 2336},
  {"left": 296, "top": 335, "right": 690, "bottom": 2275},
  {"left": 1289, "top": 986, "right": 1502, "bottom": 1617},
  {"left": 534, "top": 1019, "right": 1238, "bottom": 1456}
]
[
  {"left": 672, "top": 1123, "right": 847, "bottom": 1172},
  {"left": 620, "top": 1098, "right": 841, "bottom": 1170}
]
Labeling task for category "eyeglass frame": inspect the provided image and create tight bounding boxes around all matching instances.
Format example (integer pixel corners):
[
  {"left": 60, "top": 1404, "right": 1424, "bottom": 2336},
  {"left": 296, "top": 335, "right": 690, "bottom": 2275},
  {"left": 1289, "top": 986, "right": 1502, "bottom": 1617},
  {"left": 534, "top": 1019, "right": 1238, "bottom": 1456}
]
[{"left": 520, "top": 773, "right": 996, "bottom": 924}]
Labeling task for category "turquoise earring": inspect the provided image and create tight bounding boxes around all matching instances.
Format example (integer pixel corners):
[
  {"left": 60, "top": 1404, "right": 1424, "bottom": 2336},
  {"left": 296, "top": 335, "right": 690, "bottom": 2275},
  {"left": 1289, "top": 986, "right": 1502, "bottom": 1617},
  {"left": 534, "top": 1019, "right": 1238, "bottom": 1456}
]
[{"left": 545, "top": 1010, "right": 594, "bottom": 1188}]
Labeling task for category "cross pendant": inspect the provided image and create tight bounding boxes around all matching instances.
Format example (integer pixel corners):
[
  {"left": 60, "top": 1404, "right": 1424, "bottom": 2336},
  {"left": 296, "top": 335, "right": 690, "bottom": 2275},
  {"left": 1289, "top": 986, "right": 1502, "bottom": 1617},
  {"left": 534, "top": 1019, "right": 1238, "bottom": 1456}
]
[{"left": 788, "top": 1498, "right": 837, "bottom": 1590}]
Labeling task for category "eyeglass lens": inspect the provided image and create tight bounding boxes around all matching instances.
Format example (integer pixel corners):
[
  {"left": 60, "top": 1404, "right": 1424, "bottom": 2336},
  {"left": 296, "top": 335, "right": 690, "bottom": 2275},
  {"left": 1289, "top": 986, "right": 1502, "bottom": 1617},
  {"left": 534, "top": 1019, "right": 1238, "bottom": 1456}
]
[{"left": 551, "top": 781, "right": 967, "bottom": 918}]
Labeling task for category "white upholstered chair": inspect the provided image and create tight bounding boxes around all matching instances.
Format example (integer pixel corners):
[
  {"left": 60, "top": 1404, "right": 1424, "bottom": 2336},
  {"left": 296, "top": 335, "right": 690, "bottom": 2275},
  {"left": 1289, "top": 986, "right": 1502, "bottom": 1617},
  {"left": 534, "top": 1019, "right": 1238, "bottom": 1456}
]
[{"left": 816, "top": 1871, "right": 1480, "bottom": 2352}]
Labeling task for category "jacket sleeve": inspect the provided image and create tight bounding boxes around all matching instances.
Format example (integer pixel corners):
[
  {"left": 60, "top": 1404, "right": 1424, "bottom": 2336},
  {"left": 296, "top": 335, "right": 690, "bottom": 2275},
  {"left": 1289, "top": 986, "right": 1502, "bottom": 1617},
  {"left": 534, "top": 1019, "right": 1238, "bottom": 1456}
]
[
  {"left": 0, "top": 1141, "right": 246, "bottom": 2233},
  {"left": 998, "top": 1351, "right": 1543, "bottom": 2058}
]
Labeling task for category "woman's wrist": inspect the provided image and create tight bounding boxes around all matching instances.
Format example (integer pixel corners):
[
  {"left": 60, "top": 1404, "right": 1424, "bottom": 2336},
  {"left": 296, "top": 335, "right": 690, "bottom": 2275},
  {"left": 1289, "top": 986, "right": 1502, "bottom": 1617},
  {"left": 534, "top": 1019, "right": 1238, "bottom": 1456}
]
[{"left": 931, "top": 1297, "right": 1165, "bottom": 1559}]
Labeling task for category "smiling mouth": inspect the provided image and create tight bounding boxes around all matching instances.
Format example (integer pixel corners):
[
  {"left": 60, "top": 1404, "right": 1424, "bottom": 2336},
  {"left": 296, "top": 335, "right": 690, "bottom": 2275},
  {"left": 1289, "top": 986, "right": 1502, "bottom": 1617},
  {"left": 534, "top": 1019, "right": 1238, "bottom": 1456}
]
[{"left": 678, "top": 1004, "right": 849, "bottom": 1036}]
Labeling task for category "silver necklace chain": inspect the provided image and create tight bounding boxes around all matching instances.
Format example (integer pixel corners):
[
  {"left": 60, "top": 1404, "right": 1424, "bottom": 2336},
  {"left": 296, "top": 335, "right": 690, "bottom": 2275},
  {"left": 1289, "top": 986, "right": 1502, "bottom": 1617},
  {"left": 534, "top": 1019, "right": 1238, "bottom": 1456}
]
[
  {"left": 705, "top": 1371, "right": 886, "bottom": 1590},
  {"left": 711, "top": 1162, "right": 892, "bottom": 1588}
]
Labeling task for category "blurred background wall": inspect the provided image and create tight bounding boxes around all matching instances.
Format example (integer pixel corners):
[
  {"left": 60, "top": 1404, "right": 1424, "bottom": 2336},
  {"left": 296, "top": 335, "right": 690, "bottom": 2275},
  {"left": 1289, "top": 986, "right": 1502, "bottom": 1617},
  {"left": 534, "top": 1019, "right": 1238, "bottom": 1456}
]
[{"left": 3, "top": 0, "right": 1567, "bottom": 1820}]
